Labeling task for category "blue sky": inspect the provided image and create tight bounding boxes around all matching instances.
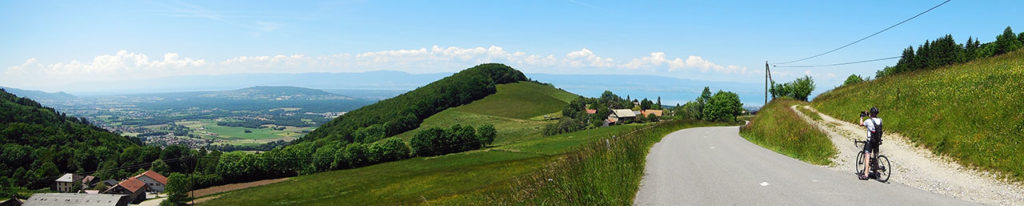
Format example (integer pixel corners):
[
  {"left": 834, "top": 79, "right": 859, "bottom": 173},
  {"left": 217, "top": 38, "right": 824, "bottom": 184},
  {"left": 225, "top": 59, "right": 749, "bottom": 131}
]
[{"left": 1, "top": 0, "right": 1021, "bottom": 104}]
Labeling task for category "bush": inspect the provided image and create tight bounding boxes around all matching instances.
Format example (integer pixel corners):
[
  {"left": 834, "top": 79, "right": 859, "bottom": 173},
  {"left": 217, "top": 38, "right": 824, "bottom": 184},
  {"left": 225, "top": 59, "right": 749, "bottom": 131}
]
[
  {"left": 842, "top": 74, "right": 864, "bottom": 87},
  {"left": 165, "top": 173, "right": 192, "bottom": 206},
  {"left": 543, "top": 118, "right": 584, "bottom": 136},
  {"left": 702, "top": 91, "right": 743, "bottom": 122},
  {"left": 371, "top": 137, "right": 410, "bottom": 162},
  {"left": 476, "top": 124, "right": 497, "bottom": 146},
  {"left": 343, "top": 143, "right": 369, "bottom": 167},
  {"left": 771, "top": 75, "right": 815, "bottom": 101}
]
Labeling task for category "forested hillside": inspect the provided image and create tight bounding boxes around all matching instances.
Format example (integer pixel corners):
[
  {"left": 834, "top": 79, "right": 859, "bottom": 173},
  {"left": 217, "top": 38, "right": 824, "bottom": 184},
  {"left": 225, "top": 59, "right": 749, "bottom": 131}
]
[
  {"left": 302, "top": 63, "right": 527, "bottom": 143},
  {"left": 0, "top": 89, "right": 142, "bottom": 190}
]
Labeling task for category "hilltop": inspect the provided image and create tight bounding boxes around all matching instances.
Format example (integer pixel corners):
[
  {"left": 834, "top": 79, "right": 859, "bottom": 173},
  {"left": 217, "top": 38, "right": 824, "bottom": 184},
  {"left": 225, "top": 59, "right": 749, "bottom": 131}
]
[{"left": 812, "top": 49, "right": 1024, "bottom": 181}]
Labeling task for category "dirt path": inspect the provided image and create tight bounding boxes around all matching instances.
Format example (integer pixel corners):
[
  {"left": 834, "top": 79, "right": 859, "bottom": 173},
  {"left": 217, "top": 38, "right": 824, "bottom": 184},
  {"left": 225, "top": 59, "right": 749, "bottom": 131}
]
[
  {"left": 791, "top": 105, "right": 1024, "bottom": 205},
  {"left": 187, "top": 177, "right": 289, "bottom": 201}
]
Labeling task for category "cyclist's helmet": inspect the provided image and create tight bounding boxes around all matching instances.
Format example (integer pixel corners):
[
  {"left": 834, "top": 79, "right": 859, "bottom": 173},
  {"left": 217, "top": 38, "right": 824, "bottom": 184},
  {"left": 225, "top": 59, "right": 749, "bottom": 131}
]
[{"left": 870, "top": 107, "right": 879, "bottom": 116}]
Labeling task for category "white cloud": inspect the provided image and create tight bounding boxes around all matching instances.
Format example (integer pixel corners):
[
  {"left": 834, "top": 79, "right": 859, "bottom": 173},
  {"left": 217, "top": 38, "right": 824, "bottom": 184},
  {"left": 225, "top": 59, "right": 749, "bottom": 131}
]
[{"left": 1, "top": 46, "right": 750, "bottom": 90}]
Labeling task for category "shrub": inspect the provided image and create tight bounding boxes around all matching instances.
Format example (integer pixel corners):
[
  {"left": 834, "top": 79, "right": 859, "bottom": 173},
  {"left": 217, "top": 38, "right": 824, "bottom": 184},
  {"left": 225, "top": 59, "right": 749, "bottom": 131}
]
[
  {"left": 702, "top": 91, "right": 743, "bottom": 122},
  {"left": 372, "top": 137, "right": 410, "bottom": 162},
  {"left": 476, "top": 124, "right": 497, "bottom": 146},
  {"left": 543, "top": 118, "right": 584, "bottom": 136},
  {"left": 843, "top": 74, "right": 864, "bottom": 86}
]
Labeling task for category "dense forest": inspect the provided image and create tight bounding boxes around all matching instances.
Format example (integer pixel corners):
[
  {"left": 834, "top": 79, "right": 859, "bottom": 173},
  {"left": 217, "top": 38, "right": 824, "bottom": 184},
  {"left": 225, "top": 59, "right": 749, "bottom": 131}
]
[{"left": 875, "top": 26, "right": 1024, "bottom": 78}]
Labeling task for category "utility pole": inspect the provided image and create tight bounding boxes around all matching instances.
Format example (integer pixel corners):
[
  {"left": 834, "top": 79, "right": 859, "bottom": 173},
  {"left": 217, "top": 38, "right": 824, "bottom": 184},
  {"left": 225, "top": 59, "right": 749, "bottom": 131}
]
[{"left": 765, "top": 61, "right": 769, "bottom": 105}]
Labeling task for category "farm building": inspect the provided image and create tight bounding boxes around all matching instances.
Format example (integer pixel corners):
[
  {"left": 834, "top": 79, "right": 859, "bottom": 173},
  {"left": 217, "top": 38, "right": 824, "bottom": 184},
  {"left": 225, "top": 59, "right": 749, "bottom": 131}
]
[
  {"left": 102, "top": 178, "right": 147, "bottom": 204},
  {"left": 607, "top": 109, "right": 637, "bottom": 125},
  {"left": 22, "top": 193, "right": 129, "bottom": 206},
  {"left": 132, "top": 170, "right": 168, "bottom": 192}
]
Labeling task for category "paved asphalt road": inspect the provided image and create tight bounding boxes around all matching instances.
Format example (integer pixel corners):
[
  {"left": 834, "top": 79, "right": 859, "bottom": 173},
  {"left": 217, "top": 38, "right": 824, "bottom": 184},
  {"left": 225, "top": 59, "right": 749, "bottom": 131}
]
[{"left": 633, "top": 126, "right": 973, "bottom": 206}]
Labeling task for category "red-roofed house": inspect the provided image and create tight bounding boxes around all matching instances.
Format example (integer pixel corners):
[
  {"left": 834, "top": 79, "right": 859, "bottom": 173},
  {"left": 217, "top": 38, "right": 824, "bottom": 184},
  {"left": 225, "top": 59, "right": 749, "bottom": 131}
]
[
  {"left": 640, "top": 110, "right": 663, "bottom": 117},
  {"left": 103, "top": 177, "right": 147, "bottom": 204},
  {"left": 133, "top": 170, "right": 168, "bottom": 192},
  {"left": 585, "top": 109, "right": 597, "bottom": 114}
]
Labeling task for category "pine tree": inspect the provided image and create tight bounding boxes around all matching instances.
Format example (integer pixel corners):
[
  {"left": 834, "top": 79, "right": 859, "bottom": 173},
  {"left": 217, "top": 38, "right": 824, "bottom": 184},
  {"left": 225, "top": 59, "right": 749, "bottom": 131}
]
[{"left": 995, "top": 26, "right": 1022, "bottom": 55}]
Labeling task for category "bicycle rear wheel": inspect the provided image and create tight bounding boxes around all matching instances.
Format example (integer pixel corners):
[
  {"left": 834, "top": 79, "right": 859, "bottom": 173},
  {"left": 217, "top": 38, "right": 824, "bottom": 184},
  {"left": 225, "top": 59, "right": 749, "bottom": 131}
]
[
  {"left": 876, "top": 155, "right": 891, "bottom": 182},
  {"left": 855, "top": 151, "right": 865, "bottom": 176}
]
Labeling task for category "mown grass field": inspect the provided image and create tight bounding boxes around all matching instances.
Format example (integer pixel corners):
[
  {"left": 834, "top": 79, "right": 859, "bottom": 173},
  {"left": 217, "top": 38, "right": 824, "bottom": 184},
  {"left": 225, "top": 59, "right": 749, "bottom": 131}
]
[
  {"left": 177, "top": 119, "right": 306, "bottom": 144},
  {"left": 452, "top": 82, "right": 578, "bottom": 119},
  {"left": 392, "top": 82, "right": 577, "bottom": 146},
  {"left": 740, "top": 98, "right": 835, "bottom": 165},
  {"left": 812, "top": 49, "right": 1024, "bottom": 181}
]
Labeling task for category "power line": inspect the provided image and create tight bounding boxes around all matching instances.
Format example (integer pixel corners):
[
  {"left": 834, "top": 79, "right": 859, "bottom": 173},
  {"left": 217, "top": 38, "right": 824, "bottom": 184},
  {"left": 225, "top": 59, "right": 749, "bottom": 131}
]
[
  {"left": 773, "top": 56, "right": 900, "bottom": 68},
  {"left": 774, "top": 0, "right": 952, "bottom": 65}
]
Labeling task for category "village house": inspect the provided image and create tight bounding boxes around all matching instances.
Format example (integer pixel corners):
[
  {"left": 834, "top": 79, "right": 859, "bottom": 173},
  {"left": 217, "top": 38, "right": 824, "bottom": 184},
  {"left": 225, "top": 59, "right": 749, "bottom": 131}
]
[
  {"left": 22, "top": 193, "right": 129, "bottom": 206},
  {"left": 132, "top": 170, "right": 168, "bottom": 193},
  {"left": 54, "top": 174, "right": 82, "bottom": 193},
  {"left": 607, "top": 109, "right": 637, "bottom": 125},
  {"left": 102, "top": 178, "right": 147, "bottom": 204}
]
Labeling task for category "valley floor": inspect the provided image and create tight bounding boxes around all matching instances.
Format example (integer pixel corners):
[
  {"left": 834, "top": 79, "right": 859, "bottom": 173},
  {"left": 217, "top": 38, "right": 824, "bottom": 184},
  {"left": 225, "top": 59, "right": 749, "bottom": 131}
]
[{"left": 791, "top": 105, "right": 1024, "bottom": 205}]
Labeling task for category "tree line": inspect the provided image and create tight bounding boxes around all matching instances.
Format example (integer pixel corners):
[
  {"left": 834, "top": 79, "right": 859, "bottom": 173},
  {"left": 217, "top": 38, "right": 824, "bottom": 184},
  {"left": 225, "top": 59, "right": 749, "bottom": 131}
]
[{"left": 876, "top": 26, "right": 1024, "bottom": 78}]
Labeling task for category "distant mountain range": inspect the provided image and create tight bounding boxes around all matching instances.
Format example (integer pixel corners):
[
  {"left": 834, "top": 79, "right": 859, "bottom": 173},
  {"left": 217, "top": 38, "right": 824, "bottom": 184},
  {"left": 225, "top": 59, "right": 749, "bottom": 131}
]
[
  {"left": 3, "top": 70, "right": 770, "bottom": 107},
  {"left": 0, "top": 86, "right": 77, "bottom": 101}
]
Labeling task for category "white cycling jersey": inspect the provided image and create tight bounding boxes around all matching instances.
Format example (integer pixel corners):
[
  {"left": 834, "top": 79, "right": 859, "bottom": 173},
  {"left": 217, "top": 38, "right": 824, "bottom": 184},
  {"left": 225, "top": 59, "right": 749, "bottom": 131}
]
[{"left": 862, "top": 117, "right": 882, "bottom": 139}]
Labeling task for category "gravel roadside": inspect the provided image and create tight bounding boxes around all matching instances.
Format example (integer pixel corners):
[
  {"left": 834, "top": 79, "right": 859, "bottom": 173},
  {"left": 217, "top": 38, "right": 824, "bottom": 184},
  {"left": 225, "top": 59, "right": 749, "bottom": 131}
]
[{"left": 791, "top": 105, "right": 1024, "bottom": 205}]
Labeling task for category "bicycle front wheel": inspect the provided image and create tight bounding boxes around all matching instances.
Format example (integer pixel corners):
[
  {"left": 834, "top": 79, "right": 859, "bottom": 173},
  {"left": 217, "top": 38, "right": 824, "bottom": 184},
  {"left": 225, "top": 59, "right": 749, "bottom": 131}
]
[
  {"left": 855, "top": 151, "right": 865, "bottom": 176},
  {"left": 876, "top": 155, "right": 891, "bottom": 182}
]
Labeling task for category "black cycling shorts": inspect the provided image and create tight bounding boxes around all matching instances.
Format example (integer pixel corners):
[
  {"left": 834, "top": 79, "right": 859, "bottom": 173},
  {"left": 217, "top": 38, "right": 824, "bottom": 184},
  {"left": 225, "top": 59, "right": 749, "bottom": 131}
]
[{"left": 862, "top": 139, "right": 879, "bottom": 154}]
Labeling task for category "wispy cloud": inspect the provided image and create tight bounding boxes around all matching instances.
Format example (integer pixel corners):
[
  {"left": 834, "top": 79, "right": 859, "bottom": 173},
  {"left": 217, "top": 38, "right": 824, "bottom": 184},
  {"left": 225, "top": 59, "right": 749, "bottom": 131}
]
[
  {"left": 1, "top": 46, "right": 750, "bottom": 91},
  {"left": 148, "top": 0, "right": 285, "bottom": 35}
]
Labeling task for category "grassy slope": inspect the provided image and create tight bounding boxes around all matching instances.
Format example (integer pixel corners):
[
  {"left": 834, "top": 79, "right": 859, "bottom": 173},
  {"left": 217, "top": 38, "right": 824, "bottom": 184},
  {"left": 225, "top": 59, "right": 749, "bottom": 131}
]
[
  {"left": 740, "top": 98, "right": 835, "bottom": 165},
  {"left": 392, "top": 82, "right": 579, "bottom": 145},
  {"left": 201, "top": 124, "right": 642, "bottom": 205},
  {"left": 202, "top": 81, "right": 604, "bottom": 205},
  {"left": 812, "top": 49, "right": 1024, "bottom": 181}
]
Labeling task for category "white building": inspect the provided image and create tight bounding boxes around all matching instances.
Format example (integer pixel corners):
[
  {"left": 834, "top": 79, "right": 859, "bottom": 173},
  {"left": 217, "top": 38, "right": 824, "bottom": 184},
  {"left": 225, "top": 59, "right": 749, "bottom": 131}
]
[
  {"left": 54, "top": 173, "right": 82, "bottom": 193},
  {"left": 132, "top": 170, "right": 168, "bottom": 193}
]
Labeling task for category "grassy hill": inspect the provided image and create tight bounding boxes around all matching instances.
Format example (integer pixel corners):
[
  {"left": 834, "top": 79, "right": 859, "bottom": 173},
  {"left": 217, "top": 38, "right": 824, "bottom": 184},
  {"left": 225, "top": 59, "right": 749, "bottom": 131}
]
[
  {"left": 200, "top": 79, "right": 646, "bottom": 205},
  {"left": 454, "top": 82, "right": 578, "bottom": 119},
  {"left": 391, "top": 82, "right": 579, "bottom": 145},
  {"left": 812, "top": 49, "right": 1024, "bottom": 181},
  {"left": 302, "top": 63, "right": 528, "bottom": 143}
]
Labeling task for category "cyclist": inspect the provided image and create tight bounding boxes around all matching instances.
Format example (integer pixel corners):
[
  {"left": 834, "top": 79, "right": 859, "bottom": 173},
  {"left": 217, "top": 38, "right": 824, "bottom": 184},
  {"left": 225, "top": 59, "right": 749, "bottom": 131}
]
[{"left": 859, "top": 107, "right": 882, "bottom": 180}]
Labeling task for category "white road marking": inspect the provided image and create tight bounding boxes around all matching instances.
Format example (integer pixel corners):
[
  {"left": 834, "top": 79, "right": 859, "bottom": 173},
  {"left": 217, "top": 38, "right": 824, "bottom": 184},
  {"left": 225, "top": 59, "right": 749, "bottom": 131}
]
[{"left": 760, "top": 182, "right": 770, "bottom": 186}]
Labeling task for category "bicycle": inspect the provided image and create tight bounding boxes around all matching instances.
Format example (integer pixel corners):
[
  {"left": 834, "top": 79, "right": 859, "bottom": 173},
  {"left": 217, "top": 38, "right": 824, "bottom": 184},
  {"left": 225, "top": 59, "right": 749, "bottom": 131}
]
[{"left": 854, "top": 139, "right": 890, "bottom": 182}]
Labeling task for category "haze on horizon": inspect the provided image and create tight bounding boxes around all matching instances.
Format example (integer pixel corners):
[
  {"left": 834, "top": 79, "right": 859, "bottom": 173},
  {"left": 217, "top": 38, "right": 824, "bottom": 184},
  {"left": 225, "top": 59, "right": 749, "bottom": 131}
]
[{"left": 1, "top": 0, "right": 1020, "bottom": 106}]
